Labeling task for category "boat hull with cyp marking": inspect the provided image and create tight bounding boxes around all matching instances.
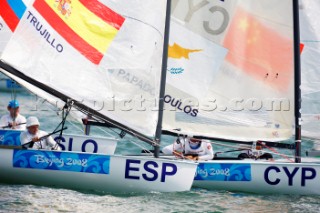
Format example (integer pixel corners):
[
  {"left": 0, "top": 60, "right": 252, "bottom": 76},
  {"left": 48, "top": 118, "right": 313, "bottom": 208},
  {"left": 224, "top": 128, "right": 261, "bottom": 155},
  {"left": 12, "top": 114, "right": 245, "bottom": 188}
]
[{"left": 192, "top": 158, "right": 320, "bottom": 195}]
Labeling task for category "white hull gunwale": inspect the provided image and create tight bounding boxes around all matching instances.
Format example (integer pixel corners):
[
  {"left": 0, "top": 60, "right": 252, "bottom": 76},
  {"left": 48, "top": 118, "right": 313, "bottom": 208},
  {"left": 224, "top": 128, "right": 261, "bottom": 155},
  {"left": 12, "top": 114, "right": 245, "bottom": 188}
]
[
  {"left": 192, "top": 158, "right": 320, "bottom": 195},
  {"left": 0, "top": 129, "right": 118, "bottom": 154},
  {"left": 0, "top": 148, "right": 197, "bottom": 193},
  {"left": 306, "top": 150, "right": 320, "bottom": 158}
]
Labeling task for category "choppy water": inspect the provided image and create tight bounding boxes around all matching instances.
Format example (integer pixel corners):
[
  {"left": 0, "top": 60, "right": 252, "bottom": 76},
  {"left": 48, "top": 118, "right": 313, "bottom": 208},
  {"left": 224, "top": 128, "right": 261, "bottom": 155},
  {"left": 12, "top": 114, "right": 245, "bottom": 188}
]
[
  {"left": 1, "top": 184, "right": 320, "bottom": 213},
  {"left": 1, "top": 91, "right": 320, "bottom": 213}
]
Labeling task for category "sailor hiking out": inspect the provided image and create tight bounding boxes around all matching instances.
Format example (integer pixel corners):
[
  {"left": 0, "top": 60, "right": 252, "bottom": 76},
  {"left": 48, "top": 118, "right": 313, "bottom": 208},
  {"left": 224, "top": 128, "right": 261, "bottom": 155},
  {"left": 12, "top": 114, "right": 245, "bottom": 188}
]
[{"left": 162, "top": 136, "right": 214, "bottom": 161}]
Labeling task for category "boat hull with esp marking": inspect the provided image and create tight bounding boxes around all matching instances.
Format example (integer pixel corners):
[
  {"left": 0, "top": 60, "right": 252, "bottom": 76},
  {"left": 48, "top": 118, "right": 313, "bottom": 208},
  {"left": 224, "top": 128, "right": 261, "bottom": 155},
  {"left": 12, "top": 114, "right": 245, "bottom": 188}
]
[{"left": 0, "top": 148, "right": 197, "bottom": 193}]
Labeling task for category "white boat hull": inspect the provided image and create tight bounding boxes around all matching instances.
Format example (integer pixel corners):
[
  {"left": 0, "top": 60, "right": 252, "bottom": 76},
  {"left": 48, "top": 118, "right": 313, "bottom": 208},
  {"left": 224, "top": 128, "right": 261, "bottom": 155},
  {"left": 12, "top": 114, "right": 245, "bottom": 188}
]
[
  {"left": 0, "top": 130, "right": 117, "bottom": 154},
  {"left": 306, "top": 150, "right": 320, "bottom": 157},
  {"left": 0, "top": 148, "right": 197, "bottom": 193},
  {"left": 193, "top": 159, "right": 320, "bottom": 195}
]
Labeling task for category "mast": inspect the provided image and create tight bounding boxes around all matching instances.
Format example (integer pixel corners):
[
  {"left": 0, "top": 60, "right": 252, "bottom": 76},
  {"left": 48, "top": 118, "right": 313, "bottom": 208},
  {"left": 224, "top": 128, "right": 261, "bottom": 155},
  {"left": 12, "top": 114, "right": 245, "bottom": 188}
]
[
  {"left": 154, "top": 0, "right": 171, "bottom": 158},
  {"left": 293, "top": 0, "right": 302, "bottom": 163}
]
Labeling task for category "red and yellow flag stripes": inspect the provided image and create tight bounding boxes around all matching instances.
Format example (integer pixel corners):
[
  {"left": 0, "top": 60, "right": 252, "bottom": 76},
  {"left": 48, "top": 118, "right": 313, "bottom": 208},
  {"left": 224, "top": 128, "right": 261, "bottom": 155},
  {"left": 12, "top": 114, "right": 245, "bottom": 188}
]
[{"left": 34, "top": 0, "right": 125, "bottom": 64}]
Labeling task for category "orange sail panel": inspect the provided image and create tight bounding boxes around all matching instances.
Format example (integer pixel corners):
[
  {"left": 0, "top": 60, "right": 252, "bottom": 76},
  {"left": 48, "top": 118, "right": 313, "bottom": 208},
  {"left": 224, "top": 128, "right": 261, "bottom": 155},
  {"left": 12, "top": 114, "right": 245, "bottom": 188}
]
[{"left": 223, "top": 8, "right": 293, "bottom": 92}]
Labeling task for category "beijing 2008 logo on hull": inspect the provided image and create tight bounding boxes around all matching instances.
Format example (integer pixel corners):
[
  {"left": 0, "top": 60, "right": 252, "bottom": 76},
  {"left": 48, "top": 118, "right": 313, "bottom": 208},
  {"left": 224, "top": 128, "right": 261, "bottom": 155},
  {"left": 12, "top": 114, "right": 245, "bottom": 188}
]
[{"left": 195, "top": 163, "right": 251, "bottom": 181}]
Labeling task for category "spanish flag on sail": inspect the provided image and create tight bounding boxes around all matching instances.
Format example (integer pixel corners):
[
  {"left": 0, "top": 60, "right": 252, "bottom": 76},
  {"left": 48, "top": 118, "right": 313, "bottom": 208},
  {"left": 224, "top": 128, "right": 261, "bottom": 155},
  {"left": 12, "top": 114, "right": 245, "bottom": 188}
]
[
  {"left": 33, "top": 0, "right": 125, "bottom": 65},
  {"left": 0, "top": 0, "right": 27, "bottom": 32}
]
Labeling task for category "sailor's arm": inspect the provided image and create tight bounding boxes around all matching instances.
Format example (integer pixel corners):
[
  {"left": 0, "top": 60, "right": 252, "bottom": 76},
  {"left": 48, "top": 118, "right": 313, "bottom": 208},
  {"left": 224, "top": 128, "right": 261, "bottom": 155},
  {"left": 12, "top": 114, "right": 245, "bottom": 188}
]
[
  {"left": 46, "top": 136, "right": 61, "bottom": 151},
  {"left": 20, "top": 131, "right": 30, "bottom": 145},
  {"left": 15, "top": 115, "right": 27, "bottom": 130},
  {"left": 162, "top": 137, "right": 184, "bottom": 154},
  {"left": 198, "top": 142, "right": 214, "bottom": 161},
  {"left": 0, "top": 115, "right": 9, "bottom": 128}
]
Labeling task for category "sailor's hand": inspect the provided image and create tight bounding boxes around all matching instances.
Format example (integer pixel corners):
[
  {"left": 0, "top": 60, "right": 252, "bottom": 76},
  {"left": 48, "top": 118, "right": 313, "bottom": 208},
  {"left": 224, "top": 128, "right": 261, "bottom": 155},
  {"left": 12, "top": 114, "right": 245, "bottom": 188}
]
[
  {"left": 8, "top": 121, "right": 18, "bottom": 129},
  {"left": 185, "top": 155, "right": 199, "bottom": 161},
  {"left": 172, "top": 150, "right": 184, "bottom": 158},
  {"left": 32, "top": 137, "right": 39, "bottom": 142}
]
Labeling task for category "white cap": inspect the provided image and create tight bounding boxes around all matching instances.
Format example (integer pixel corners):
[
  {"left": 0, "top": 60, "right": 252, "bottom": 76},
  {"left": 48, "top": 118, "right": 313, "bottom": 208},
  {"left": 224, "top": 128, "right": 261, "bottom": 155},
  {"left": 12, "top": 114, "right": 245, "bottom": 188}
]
[{"left": 26, "top": 116, "right": 40, "bottom": 127}]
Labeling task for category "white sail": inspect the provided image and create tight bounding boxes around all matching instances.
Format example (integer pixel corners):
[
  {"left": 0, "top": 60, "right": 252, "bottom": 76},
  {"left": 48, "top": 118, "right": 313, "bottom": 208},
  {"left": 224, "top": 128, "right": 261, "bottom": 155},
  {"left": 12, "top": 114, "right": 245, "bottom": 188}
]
[
  {"left": 299, "top": 0, "right": 320, "bottom": 140},
  {"left": 164, "top": 1, "right": 320, "bottom": 197},
  {"left": 0, "top": 0, "right": 68, "bottom": 112},
  {"left": 164, "top": 0, "right": 295, "bottom": 141},
  {"left": 0, "top": 1, "right": 200, "bottom": 194},
  {"left": 1, "top": 0, "right": 167, "bottom": 137},
  {"left": 0, "top": 15, "right": 11, "bottom": 53},
  {"left": 0, "top": 0, "right": 34, "bottom": 91},
  {"left": 0, "top": 0, "right": 31, "bottom": 53}
]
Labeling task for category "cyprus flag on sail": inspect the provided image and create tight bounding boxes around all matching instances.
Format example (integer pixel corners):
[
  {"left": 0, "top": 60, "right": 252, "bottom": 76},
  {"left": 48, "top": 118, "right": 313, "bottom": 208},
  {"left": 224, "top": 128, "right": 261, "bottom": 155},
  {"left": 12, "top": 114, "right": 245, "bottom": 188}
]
[
  {"left": 167, "top": 20, "right": 227, "bottom": 98},
  {"left": 1, "top": 0, "right": 167, "bottom": 137}
]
